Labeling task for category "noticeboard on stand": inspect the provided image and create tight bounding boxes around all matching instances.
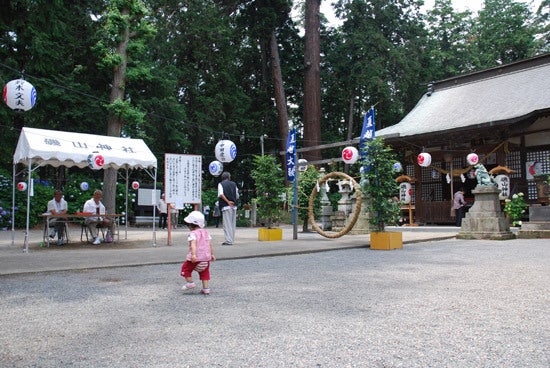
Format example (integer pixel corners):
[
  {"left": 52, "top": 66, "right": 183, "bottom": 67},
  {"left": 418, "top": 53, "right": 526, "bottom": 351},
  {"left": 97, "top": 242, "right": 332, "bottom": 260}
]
[{"left": 164, "top": 154, "right": 202, "bottom": 207}]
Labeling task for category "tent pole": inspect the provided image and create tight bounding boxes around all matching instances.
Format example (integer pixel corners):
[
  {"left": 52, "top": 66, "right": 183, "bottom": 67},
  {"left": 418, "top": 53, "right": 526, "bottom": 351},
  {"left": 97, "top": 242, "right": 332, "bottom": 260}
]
[
  {"left": 24, "top": 159, "right": 32, "bottom": 253},
  {"left": 152, "top": 168, "right": 157, "bottom": 247},
  {"left": 124, "top": 168, "right": 129, "bottom": 239},
  {"left": 11, "top": 163, "right": 16, "bottom": 246}
]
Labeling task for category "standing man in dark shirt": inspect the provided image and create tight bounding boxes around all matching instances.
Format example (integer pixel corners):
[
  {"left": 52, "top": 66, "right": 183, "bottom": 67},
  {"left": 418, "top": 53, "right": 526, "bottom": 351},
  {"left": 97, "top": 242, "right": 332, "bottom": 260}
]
[{"left": 218, "top": 172, "right": 239, "bottom": 245}]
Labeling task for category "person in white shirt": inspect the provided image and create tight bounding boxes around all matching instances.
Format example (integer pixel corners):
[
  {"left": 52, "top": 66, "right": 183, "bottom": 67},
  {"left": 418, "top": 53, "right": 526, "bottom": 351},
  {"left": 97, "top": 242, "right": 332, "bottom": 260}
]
[
  {"left": 83, "top": 189, "right": 114, "bottom": 245},
  {"left": 47, "top": 190, "right": 68, "bottom": 245},
  {"left": 157, "top": 193, "right": 168, "bottom": 229}
]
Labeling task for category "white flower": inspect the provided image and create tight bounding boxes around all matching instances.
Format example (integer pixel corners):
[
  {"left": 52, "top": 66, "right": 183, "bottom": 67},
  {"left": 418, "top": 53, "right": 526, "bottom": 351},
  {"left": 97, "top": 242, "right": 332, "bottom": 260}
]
[
  {"left": 518, "top": 221, "right": 522, "bottom": 225},
  {"left": 512, "top": 194, "right": 518, "bottom": 199}
]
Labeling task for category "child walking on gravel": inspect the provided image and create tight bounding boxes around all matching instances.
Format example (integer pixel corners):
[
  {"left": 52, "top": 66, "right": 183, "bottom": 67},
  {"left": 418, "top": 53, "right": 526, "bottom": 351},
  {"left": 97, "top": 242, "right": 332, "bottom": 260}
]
[{"left": 180, "top": 211, "right": 215, "bottom": 294}]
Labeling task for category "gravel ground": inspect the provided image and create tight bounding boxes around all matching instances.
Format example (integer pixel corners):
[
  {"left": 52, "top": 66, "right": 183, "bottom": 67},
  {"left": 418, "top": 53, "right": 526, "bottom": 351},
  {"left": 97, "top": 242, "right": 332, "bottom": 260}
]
[{"left": 0, "top": 238, "right": 548, "bottom": 368}]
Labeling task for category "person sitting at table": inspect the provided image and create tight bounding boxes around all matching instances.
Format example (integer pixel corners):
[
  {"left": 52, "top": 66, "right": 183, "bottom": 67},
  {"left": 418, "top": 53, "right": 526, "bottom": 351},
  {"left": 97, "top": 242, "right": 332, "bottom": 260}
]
[
  {"left": 83, "top": 189, "right": 115, "bottom": 245},
  {"left": 47, "top": 190, "right": 68, "bottom": 245}
]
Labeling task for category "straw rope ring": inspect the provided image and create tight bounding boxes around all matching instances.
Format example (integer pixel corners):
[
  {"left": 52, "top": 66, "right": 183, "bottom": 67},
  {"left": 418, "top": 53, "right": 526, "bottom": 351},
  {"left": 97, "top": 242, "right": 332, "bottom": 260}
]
[{"left": 308, "top": 171, "right": 362, "bottom": 238}]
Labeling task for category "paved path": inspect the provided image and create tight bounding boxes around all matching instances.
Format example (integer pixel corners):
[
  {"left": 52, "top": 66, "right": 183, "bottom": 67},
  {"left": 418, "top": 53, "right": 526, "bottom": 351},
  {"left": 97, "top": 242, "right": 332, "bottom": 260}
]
[
  {"left": 0, "top": 225, "right": 458, "bottom": 275},
  {"left": 0, "top": 232, "right": 547, "bottom": 367}
]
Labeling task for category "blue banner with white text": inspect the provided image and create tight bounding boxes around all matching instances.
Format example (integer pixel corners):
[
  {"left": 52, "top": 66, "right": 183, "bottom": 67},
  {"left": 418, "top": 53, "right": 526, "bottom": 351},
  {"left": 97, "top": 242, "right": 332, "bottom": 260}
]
[{"left": 285, "top": 128, "right": 296, "bottom": 181}]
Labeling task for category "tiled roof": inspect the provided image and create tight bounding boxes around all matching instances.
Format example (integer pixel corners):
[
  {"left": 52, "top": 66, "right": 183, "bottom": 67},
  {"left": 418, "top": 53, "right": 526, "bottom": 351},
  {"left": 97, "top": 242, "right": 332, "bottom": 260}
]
[{"left": 378, "top": 54, "right": 550, "bottom": 139}]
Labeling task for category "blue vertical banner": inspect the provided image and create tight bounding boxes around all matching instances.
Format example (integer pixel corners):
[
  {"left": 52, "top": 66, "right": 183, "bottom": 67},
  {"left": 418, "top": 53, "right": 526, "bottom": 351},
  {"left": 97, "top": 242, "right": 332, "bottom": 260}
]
[
  {"left": 359, "top": 107, "right": 376, "bottom": 172},
  {"left": 286, "top": 128, "right": 297, "bottom": 181}
]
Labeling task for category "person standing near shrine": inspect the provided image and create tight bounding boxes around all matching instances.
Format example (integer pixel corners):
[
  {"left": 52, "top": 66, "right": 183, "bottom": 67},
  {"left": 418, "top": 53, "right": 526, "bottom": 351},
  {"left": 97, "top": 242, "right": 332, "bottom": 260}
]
[{"left": 218, "top": 172, "right": 239, "bottom": 245}]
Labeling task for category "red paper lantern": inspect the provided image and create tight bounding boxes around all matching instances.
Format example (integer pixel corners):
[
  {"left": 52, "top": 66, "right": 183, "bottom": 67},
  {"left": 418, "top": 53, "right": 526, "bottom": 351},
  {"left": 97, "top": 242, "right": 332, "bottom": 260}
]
[
  {"left": 87, "top": 153, "right": 104, "bottom": 170},
  {"left": 341, "top": 146, "right": 359, "bottom": 164},
  {"left": 417, "top": 152, "right": 432, "bottom": 167}
]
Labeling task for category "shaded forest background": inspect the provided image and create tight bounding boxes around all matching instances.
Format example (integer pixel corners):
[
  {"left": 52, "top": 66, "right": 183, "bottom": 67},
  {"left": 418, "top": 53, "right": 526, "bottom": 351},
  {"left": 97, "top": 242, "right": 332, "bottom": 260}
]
[{"left": 1, "top": 0, "right": 548, "bottom": 206}]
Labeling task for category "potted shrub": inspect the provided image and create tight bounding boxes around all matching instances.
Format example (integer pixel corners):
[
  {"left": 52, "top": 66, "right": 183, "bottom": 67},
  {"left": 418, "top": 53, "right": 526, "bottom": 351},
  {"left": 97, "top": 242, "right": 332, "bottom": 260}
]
[
  {"left": 250, "top": 154, "right": 286, "bottom": 241},
  {"left": 360, "top": 137, "right": 402, "bottom": 250}
]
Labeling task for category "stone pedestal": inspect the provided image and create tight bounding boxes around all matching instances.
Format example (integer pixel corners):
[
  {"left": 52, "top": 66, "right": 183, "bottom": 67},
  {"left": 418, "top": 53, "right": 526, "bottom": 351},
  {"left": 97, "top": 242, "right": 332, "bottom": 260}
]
[
  {"left": 517, "top": 204, "right": 550, "bottom": 238},
  {"left": 457, "top": 186, "right": 514, "bottom": 240},
  {"left": 330, "top": 211, "right": 346, "bottom": 232},
  {"left": 349, "top": 195, "right": 373, "bottom": 235}
]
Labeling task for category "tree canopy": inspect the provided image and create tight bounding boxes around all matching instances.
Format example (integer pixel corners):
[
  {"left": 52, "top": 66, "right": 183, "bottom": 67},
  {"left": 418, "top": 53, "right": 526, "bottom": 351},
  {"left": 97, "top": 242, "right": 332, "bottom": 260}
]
[{"left": 1, "top": 0, "right": 547, "bottom": 195}]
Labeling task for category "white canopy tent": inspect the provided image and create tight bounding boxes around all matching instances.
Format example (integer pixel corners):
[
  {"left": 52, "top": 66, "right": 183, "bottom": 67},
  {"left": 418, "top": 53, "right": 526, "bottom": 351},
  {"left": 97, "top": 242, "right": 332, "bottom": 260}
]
[{"left": 12, "top": 127, "right": 158, "bottom": 252}]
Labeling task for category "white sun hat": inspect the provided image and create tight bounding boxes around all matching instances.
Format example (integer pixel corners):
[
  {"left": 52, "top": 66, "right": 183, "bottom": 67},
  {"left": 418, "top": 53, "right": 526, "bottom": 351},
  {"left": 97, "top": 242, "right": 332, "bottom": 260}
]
[{"left": 184, "top": 211, "right": 205, "bottom": 228}]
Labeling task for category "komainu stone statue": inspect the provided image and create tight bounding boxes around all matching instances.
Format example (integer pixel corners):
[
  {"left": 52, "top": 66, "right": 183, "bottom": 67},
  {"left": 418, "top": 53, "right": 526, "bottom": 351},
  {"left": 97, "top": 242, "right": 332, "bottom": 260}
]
[{"left": 475, "top": 163, "right": 496, "bottom": 186}]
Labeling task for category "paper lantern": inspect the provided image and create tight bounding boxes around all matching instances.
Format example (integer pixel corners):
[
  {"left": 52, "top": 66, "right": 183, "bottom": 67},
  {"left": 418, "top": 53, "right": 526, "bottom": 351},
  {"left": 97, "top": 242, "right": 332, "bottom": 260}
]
[
  {"left": 494, "top": 175, "right": 510, "bottom": 200},
  {"left": 3, "top": 79, "right": 37, "bottom": 111},
  {"left": 87, "top": 152, "right": 104, "bottom": 170},
  {"left": 80, "top": 182, "right": 89, "bottom": 191},
  {"left": 209, "top": 160, "right": 223, "bottom": 176},
  {"left": 341, "top": 146, "right": 359, "bottom": 164},
  {"left": 466, "top": 153, "right": 479, "bottom": 166},
  {"left": 393, "top": 162, "right": 403, "bottom": 172},
  {"left": 417, "top": 152, "right": 432, "bottom": 167},
  {"left": 17, "top": 182, "right": 27, "bottom": 191},
  {"left": 297, "top": 158, "right": 308, "bottom": 172},
  {"left": 132, "top": 181, "right": 140, "bottom": 190},
  {"left": 399, "top": 182, "right": 412, "bottom": 204},
  {"left": 214, "top": 140, "right": 237, "bottom": 163}
]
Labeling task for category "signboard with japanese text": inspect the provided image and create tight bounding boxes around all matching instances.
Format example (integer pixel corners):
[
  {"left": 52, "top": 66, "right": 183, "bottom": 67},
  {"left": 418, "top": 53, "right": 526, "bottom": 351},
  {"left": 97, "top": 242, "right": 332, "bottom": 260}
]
[
  {"left": 165, "top": 154, "right": 202, "bottom": 205},
  {"left": 286, "top": 128, "right": 296, "bottom": 181}
]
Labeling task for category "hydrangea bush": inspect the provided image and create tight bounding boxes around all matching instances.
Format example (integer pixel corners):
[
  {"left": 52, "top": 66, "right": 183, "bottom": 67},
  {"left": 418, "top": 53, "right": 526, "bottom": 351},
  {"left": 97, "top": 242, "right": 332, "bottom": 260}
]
[{"left": 503, "top": 192, "right": 528, "bottom": 226}]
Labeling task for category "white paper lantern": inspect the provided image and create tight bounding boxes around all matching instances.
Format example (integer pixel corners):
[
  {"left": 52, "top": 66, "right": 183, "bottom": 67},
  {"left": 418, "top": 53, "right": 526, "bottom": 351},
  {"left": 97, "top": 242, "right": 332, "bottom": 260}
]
[
  {"left": 209, "top": 160, "right": 224, "bottom": 176},
  {"left": 3, "top": 79, "right": 37, "bottom": 111},
  {"left": 466, "top": 153, "right": 479, "bottom": 166},
  {"left": 417, "top": 152, "right": 432, "bottom": 167},
  {"left": 17, "top": 182, "right": 27, "bottom": 191},
  {"left": 80, "top": 182, "right": 89, "bottom": 191},
  {"left": 132, "top": 181, "right": 140, "bottom": 190},
  {"left": 393, "top": 162, "right": 403, "bottom": 172},
  {"left": 399, "top": 182, "right": 412, "bottom": 204},
  {"left": 494, "top": 175, "right": 510, "bottom": 200},
  {"left": 214, "top": 140, "right": 237, "bottom": 163},
  {"left": 87, "top": 153, "right": 105, "bottom": 170},
  {"left": 297, "top": 158, "right": 308, "bottom": 172},
  {"left": 341, "top": 146, "right": 359, "bottom": 164}
]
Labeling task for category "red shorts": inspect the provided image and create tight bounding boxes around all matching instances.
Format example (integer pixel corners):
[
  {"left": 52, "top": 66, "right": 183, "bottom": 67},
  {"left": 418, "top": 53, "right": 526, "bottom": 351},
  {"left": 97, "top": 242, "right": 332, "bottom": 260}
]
[{"left": 180, "top": 261, "right": 210, "bottom": 280}]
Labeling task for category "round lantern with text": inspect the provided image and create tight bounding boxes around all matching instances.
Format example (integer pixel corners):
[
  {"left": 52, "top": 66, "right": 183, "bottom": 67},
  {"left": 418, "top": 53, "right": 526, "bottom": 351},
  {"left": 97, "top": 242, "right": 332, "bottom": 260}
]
[
  {"left": 466, "top": 153, "right": 479, "bottom": 166},
  {"left": 494, "top": 175, "right": 510, "bottom": 200},
  {"left": 17, "top": 182, "right": 27, "bottom": 191},
  {"left": 215, "top": 140, "right": 237, "bottom": 163},
  {"left": 417, "top": 152, "right": 432, "bottom": 167},
  {"left": 3, "top": 79, "right": 37, "bottom": 111},
  {"left": 209, "top": 160, "right": 224, "bottom": 176},
  {"left": 297, "top": 158, "right": 308, "bottom": 172},
  {"left": 399, "top": 182, "right": 412, "bottom": 204},
  {"left": 87, "top": 152, "right": 105, "bottom": 170},
  {"left": 80, "top": 182, "right": 89, "bottom": 191},
  {"left": 342, "top": 146, "right": 359, "bottom": 164},
  {"left": 393, "top": 162, "right": 403, "bottom": 172},
  {"left": 132, "top": 181, "right": 140, "bottom": 190}
]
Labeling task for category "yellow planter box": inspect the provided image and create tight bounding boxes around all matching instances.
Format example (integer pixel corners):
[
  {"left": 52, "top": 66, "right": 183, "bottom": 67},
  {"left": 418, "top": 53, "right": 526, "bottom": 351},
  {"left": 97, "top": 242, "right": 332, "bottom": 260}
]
[
  {"left": 370, "top": 232, "right": 403, "bottom": 250},
  {"left": 258, "top": 227, "right": 283, "bottom": 241}
]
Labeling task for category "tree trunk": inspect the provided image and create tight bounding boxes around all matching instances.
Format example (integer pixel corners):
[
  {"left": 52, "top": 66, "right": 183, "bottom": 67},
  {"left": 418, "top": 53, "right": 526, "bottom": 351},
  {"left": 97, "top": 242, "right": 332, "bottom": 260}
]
[
  {"left": 303, "top": 0, "right": 322, "bottom": 163},
  {"left": 269, "top": 31, "right": 289, "bottom": 173},
  {"left": 344, "top": 94, "right": 355, "bottom": 174},
  {"left": 103, "top": 8, "right": 130, "bottom": 214}
]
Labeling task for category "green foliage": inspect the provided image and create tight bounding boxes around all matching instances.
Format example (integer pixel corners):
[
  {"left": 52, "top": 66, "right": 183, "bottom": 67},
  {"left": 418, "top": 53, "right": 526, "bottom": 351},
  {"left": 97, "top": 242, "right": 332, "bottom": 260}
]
[
  {"left": 360, "top": 138, "right": 401, "bottom": 232},
  {"left": 504, "top": 192, "right": 528, "bottom": 226},
  {"left": 296, "top": 165, "right": 321, "bottom": 229},
  {"left": 250, "top": 155, "right": 286, "bottom": 228},
  {"left": 0, "top": 169, "right": 139, "bottom": 229}
]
